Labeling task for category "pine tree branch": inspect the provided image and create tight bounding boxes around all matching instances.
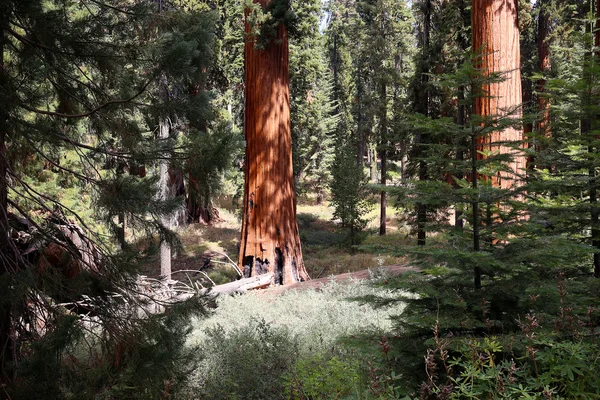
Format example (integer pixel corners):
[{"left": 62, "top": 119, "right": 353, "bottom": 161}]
[
  {"left": 18, "top": 80, "right": 151, "bottom": 119},
  {"left": 5, "top": 25, "right": 147, "bottom": 60},
  {"left": 8, "top": 170, "right": 111, "bottom": 256},
  {"left": 51, "top": 132, "right": 191, "bottom": 161},
  {"left": 23, "top": 136, "right": 100, "bottom": 185},
  {"left": 88, "top": 0, "right": 149, "bottom": 16}
]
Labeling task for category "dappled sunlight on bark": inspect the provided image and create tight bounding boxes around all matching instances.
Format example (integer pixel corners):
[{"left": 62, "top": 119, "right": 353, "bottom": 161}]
[
  {"left": 473, "top": 0, "right": 525, "bottom": 190},
  {"left": 238, "top": 0, "right": 309, "bottom": 285}
]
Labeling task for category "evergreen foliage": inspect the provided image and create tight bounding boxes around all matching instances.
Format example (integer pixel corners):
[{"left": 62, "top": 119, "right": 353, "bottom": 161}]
[
  {"left": 195, "top": 319, "right": 299, "bottom": 399},
  {"left": 330, "top": 140, "right": 372, "bottom": 246},
  {"left": 0, "top": 0, "right": 218, "bottom": 393},
  {"left": 6, "top": 0, "right": 600, "bottom": 397},
  {"left": 357, "top": 8, "right": 600, "bottom": 398}
]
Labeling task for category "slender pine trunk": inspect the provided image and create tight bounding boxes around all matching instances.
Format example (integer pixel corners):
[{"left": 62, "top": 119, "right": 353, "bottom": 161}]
[
  {"left": 379, "top": 10, "right": 387, "bottom": 236},
  {"left": 471, "top": 127, "right": 481, "bottom": 289},
  {"left": 158, "top": 113, "right": 172, "bottom": 279},
  {"left": 380, "top": 81, "right": 387, "bottom": 236},
  {"left": 0, "top": 30, "right": 15, "bottom": 383},
  {"left": 117, "top": 212, "right": 126, "bottom": 249},
  {"left": 455, "top": 85, "right": 465, "bottom": 229},
  {"left": 156, "top": 1, "right": 171, "bottom": 280},
  {"left": 591, "top": 0, "right": 600, "bottom": 277},
  {"left": 369, "top": 146, "right": 377, "bottom": 183},
  {"left": 416, "top": 0, "right": 431, "bottom": 246},
  {"left": 356, "top": 58, "right": 365, "bottom": 166}
]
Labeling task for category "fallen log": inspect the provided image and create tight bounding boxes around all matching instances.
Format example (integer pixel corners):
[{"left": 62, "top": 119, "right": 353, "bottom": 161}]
[
  {"left": 131, "top": 273, "right": 274, "bottom": 315},
  {"left": 207, "top": 273, "right": 273, "bottom": 295}
]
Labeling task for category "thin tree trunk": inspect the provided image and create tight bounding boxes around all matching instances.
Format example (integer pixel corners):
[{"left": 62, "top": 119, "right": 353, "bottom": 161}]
[
  {"left": 472, "top": 0, "right": 525, "bottom": 190},
  {"left": 0, "top": 130, "right": 13, "bottom": 384},
  {"left": 523, "top": 80, "right": 534, "bottom": 170},
  {"left": 471, "top": 126, "right": 481, "bottom": 289},
  {"left": 581, "top": 0, "right": 600, "bottom": 278},
  {"left": 238, "top": 0, "right": 309, "bottom": 285},
  {"left": 380, "top": 81, "right": 387, "bottom": 236},
  {"left": 455, "top": 0, "right": 469, "bottom": 229},
  {"left": 455, "top": 85, "right": 466, "bottom": 229},
  {"left": 186, "top": 82, "right": 217, "bottom": 225},
  {"left": 536, "top": 0, "right": 551, "bottom": 142},
  {"left": 379, "top": 9, "right": 387, "bottom": 236},
  {"left": 369, "top": 146, "right": 378, "bottom": 183},
  {"left": 416, "top": 0, "right": 431, "bottom": 246},
  {"left": 156, "top": 1, "right": 171, "bottom": 279},
  {"left": 592, "top": 0, "right": 600, "bottom": 277},
  {"left": 356, "top": 58, "right": 365, "bottom": 166},
  {"left": 158, "top": 113, "right": 172, "bottom": 279},
  {"left": 531, "top": 0, "right": 551, "bottom": 171},
  {"left": 333, "top": 31, "right": 338, "bottom": 92},
  {"left": 0, "top": 31, "right": 15, "bottom": 383},
  {"left": 117, "top": 212, "right": 126, "bottom": 249}
]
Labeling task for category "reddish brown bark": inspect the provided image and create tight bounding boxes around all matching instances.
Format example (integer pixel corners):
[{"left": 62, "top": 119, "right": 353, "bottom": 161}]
[
  {"left": 472, "top": 0, "right": 525, "bottom": 189},
  {"left": 238, "top": 0, "right": 309, "bottom": 285}
]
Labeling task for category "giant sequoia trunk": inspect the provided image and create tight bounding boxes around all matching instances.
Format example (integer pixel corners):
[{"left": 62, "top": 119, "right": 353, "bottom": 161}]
[
  {"left": 472, "top": 0, "right": 525, "bottom": 189},
  {"left": 238, "top": 0, "right": 309, "bottom": 285}
]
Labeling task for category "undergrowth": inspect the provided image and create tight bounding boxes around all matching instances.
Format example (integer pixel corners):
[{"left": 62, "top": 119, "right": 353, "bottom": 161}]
[{"left": 186, "top": 279, "right": 405, "bottom": 399}]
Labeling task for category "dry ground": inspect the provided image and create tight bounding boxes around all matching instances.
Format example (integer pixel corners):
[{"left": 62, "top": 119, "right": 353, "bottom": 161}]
[
  {"left": 141, "top": 197, "right": 414, "bottom": 288},
  {"left": 259, "top": 263, "right": 417, "bottom": 296}
]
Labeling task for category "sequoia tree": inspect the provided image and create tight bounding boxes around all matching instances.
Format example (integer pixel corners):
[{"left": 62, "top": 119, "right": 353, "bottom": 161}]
[
  {"left": 472, "top": 0, "right": 526, "bottom": 189},
  {"left": 536, "top": 0, "right": 551, "bottom": 142},
  {"left": 238, "top": 0, "right": 310, "bottom": 285}
]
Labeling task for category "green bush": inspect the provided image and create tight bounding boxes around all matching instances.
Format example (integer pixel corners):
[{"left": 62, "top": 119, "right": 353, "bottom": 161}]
[
  {"left": 186, "top": 280, "right": 402, "bottom": 398},
  {"left": 194, "top": 319, "right": 299, "bottom": 399},
  {"left": 283, "top": 354, "right": 360, "bottom": 399},
  {"left": 9, "top": 296, "right": 206, "bottom": 400},
  {"left": 420, "top": 332, "right": 600, "bottom": 399}
]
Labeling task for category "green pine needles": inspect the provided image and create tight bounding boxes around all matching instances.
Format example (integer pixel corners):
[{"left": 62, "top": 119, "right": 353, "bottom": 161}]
[
  {"left": 330, "top": 140, "right": 373, "bottom": 247},
  {"left": 244, "top": 0, "right": 299, "bottom": 49}
]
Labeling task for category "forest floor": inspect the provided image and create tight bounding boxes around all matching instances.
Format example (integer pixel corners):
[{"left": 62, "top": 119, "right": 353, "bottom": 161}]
[{"left": 141, "top": 196, "right": 414, "bottom": 288}]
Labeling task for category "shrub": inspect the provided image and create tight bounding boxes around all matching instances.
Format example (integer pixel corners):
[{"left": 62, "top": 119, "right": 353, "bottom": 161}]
[
  {"left": 186, "top": 280, "right": 403, "bottom": 398},
  {"left": 9, "top": 296, "right": 206, "bottom": 400},
  {"left": 188, "top": 280, "right": 400, "bottom": 355},
  {"left": 194, "top": 319, "right": 299, "bottom": 399},
  {"left": 420, "top": 330, "right": 600, "bottom": 399},
  {"left": 283, "top": 354, "right": 360, "bottom": 400}
]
